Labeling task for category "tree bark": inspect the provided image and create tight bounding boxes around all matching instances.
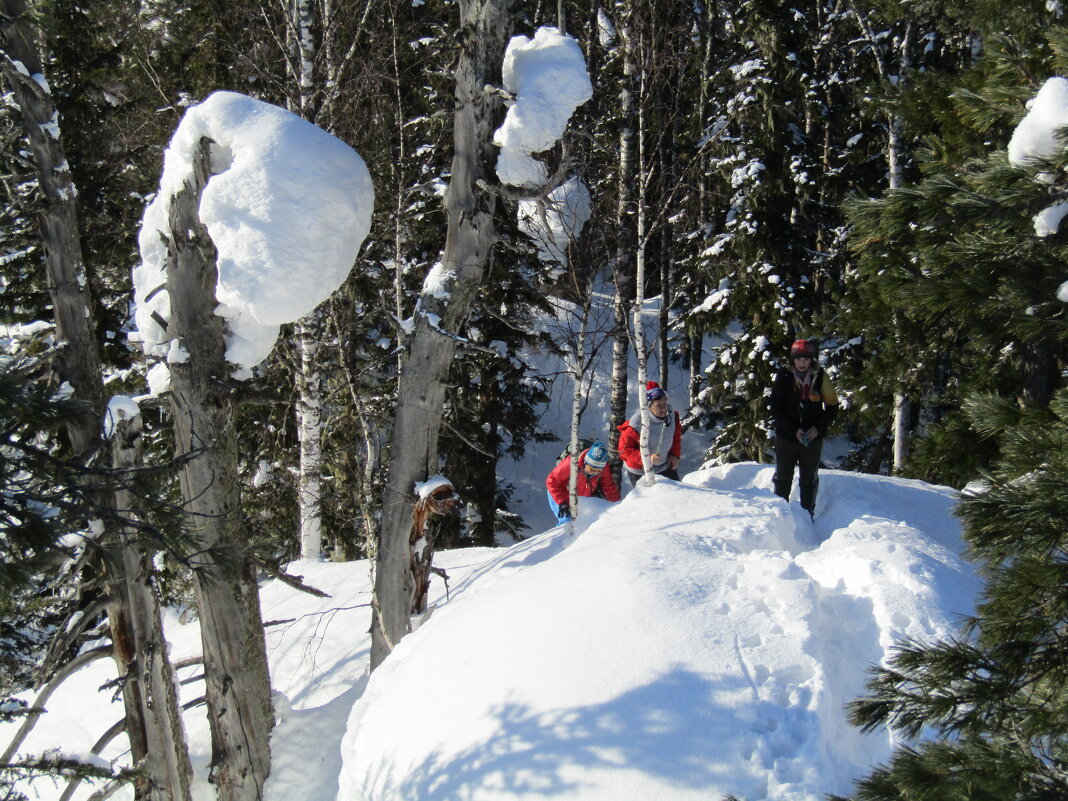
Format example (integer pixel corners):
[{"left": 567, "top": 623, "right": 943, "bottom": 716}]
[
  {"left": 371, "top": 0, "right": 516, "bottom": 672},
  {"left": 567, "top": 303, "right": 590, "bottom": 519},
  {"left": 165, "top": 137, "right": 273, "bottom": 801},
  {"left": 608, "top": 8, "right": 637, "bottom": 483},
  {"left": 297, "top": 316, "right": 324, "bottom": 560},
  {"left": 1, "top": 6, "right": 178, "bottom": 795},
  {"left": 111, "top": 414, "right": 195, "bottom": 801},
  {"left": 633, "top": 70, "right": 656, "bottom": 485},
  {"left": 0, "top": 0, "right": 102, "bottom": 452}
]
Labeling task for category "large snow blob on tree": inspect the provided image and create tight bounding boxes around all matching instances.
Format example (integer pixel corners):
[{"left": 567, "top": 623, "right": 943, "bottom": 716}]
[{"left": 133, "top": 91, "right": 374, "bottom": 385}]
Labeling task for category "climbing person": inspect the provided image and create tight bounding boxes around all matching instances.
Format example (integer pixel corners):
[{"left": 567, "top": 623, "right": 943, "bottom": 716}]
[
  {"left": 617, "top": 381, "right": 683, "bottom": 485},
  {"left": 770, "top": 338, "right": 839, "bottom": 519},
  {"left": 546, "top": 441, "right": 620, "bottom": 523}
]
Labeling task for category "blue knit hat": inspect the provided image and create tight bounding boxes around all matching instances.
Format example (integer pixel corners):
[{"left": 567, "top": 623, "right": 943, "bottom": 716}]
[{"left": 584, "top": 442, "right": 609, "bottom": 470}]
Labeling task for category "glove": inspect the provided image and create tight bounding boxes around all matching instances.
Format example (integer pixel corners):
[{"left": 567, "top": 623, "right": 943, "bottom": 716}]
[{"left": 557, "top": 504, "right": 571, "bottom": 521}]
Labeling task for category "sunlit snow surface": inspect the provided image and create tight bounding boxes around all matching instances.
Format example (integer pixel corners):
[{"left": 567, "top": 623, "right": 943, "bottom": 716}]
[
  {"left": 1, "top": 465, "right": 979, "bottom": 801},
  {"left": 336, "top": 465, "right": 977, "bottom": 801}
]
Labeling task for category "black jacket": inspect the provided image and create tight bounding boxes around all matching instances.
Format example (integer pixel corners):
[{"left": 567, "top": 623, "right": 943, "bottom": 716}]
[{"left": 770, "top": 367, "right": 839, "bottom": 439}]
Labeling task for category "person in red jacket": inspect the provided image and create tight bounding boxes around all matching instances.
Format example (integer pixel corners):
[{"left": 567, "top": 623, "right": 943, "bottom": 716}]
[
  {"left": 617, "top": 381, "right": 682, "bottom": 484},
  {"left": 545, "top": 441, "right": 620, "bottom": 523}
]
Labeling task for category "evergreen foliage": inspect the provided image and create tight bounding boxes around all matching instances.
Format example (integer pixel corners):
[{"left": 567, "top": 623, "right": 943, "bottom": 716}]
[
  {"left": 2, "top": 0, "right": 1068, "bottom": 792},
  {"left": 841, "top": 23, "right": 1068, "bottom": 484},
  {"left": 0, "top": 353, "right": 94, "bottom": 616},
  {"left": 842, "top": 388, "right": 1068, "bottom": 800},
  {"left": 688, "top": 0, "right": 834, "bottom": 462}
]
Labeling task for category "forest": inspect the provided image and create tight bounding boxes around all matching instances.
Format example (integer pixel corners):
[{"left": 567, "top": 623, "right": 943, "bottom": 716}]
[{"left": 1, "top": 0, "right": 1067, "bottom": 799}]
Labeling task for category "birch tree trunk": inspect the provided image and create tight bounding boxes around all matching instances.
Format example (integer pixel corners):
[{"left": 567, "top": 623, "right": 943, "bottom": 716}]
[
  {"left": 165, "top": 138, "right": 273, "bottom": 801},
  {"left": 608, "top": 10, "right": 637, "bottom": 484},
  {"left": 609, "top": 291, "right": 629, "bottom": 488},
  {"left": 853, "top": 6, "right": 913, "bottom": 471},
  {"left": 371, "top": 0, "right": 516, "bottom": 672},
  {"left": 567, "top": 303, "right": 590, "bottom": 522},
  {"left": 688, "top": 0, "right": 714, "bottom": 411},
  {"left": 887, "top": 31, "right": 911, "bottom": 471},
  {"left": 288, "top": 0, "right": 326, "bottom": 561},
  {"left": 632, "top": 71, "right": 656, "bottom": 485},
  {"left": 633, "top": 217, "right": 655, "bottom": 485},
  {"left": 297, "top": 316, "right": 323, "bottom": 560}
]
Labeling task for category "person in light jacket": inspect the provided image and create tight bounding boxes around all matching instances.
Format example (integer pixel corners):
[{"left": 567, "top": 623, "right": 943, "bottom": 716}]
[
  {"left": 545, "top": 442, "right": 619, "bottom": 523},
  {"left": 769, "top": 338, "right": 839, "bottom": 518},
  {"left": 617, "top": 381, "right": 682, "bottom": 485}
]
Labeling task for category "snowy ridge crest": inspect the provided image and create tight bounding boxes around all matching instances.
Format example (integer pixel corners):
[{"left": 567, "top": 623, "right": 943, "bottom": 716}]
[{"left": 338, "top": 463, "right": 979, "bottom": 801}]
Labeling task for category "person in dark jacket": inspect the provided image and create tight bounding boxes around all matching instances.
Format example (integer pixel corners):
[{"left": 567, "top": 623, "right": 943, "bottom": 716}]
[
  {"left": 770, "top": 339, "right": 839, "bottom": 518},
  {"left": 617, "top": 381, "right": 682, "bottom": 485},
  {"left": 546, "top": 441, "right": 620, "bottom": 523}
]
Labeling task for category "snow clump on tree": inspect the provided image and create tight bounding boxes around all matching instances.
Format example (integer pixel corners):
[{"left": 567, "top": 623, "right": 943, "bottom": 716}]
[
  {"left": 493, "top": 26, "right": 592, "bottom": 189},
  {"left": 132, "top": 90, "right": 374, "bottom": 388}
]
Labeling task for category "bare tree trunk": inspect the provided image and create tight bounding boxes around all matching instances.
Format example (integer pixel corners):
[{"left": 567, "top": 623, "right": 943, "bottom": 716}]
[
  {"left": 608, "top": 10, "right": 637, "bottom": 484},
  {"left": 567, "top": 303, "right": 590, "bottom": 521},
  {"left": 0, "top": 0, "right": 102, "bottom": 453},
  {"left": 111, "top": 414, "right": 195, "bottom": 801},
  {"left": 1, "top": 5, "right": 170, "bottom": 792},
  {"left": 165, "top": 138, "right": 273, "bottom": 801},
  {"left": 687, "top": 0, "right": 714, "bottom": 412},
  {"left": 371, "top": 0, "right": 516, "bottom": 672},
  {"left": 853, "top": 7, "right": 914, "bottom": 472},
  {"left": 297, "top": 316, "right": 323, "bottom": 560},
  {"left": 287, "top": 0, "right": 325, "bottom": 562},
  {"left": 657, "top": 108, "right": 677, "bottom": 390},
  {"left": 390, "top": 14, "right": 409, "bottom": 362},
  {"left": 609, "top": 291, "right": 629, "bottom": 488},
  {"left": 632, "top": 68, "right": 658, "bottom": 485}
]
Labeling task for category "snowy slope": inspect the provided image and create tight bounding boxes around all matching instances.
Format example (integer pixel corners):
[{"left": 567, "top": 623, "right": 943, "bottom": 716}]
[
  {"left": 335, "top": 464, "right": 978, "bottom": 801},
  {"left": 1, "top": 465, "right": 979, "bottom": 801}
]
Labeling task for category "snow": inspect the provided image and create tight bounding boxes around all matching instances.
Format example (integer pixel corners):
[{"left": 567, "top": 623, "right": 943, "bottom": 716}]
[
  {"left": 494, "top": 27, "right": 592, "bottom": 188},
  {"left": 1008, "top": 77, "right": 1068, "bottom": 243},
  {"left": 415, "top": 474, "right": 454, "bottom": 499},
  {"left": 102, "top": 395, "right": 141, "bottom": 439},
  {"left": 0, "top": 27, "right": 990, "bottom": 801},
  {"left": 1, "top": 464, "right": 980, "bottom": 801},
  {"left": 132, "top": 91, "right": 374, "bottom": 383},
  {"left": 1007, "top": 76, "right": 1068, "bottom": 172},
  {"left": 517, "top": 176, "right": 591, "bottom": 267}
]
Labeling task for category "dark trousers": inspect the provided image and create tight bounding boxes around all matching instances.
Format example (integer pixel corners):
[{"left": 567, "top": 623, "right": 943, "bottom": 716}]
[
  {"left": 627, "top": 467, "right": 680, "bottom": 486},
  {"left": 774, "top": 435, "right": 823, "bottom": 513}
]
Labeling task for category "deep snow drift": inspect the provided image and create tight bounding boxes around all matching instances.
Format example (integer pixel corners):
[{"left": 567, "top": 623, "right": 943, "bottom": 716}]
[{"left": 2, "top": 464, "right": 979, "bottom": 801}]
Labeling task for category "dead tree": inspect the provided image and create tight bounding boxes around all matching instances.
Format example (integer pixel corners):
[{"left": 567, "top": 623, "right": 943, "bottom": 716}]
[
  {"left": 409, "top": 481, "right": 460, "bottom": 616},
  {"left": 370, "top": 0, "right": 517, "bottom": 671},
  {"left": 1, "top": 5, "right": 191, "bottom": 798},
  {"left": 164, "top": 137, "right": 273, "bottom": 801},
  {"left": 110, "top": 412, "right": 195, "bottom": 801}
]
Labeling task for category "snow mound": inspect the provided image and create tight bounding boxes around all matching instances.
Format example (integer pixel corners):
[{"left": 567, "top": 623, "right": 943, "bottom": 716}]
[
  {"left": 337, "top": 464, "right": 979, "bottom": 801},
  {"left": 0, "top": 465, "right": 978, "bottom": 801}
]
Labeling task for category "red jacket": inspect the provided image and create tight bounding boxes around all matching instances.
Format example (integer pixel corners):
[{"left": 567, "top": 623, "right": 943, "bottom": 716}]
[
  {"left": 617, "top": 409, "right": 682, "bottom": 473},
  {"left": 546, "top": 451, "right": 621, "bottom": 504}
]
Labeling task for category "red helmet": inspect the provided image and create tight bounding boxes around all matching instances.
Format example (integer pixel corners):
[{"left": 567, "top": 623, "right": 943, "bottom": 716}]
[{"left": 789, "top": 339, "right": 816, "bottom": 358}]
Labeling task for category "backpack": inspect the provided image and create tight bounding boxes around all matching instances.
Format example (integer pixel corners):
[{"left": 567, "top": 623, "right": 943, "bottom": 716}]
[{"left": 557, "top": 437, "right": 594, "bottom": 462}]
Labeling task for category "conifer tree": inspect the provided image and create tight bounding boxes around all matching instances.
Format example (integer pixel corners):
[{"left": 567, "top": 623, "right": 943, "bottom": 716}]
[
  {"left": 843, "top": 20, "right": 1068, "bottom": 485},
  {"left": 842, "top": 387, "right": 1068, "bottom": 800},
  {"left": 687, "top": 0, "right": 828, "bottom": 462}
]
